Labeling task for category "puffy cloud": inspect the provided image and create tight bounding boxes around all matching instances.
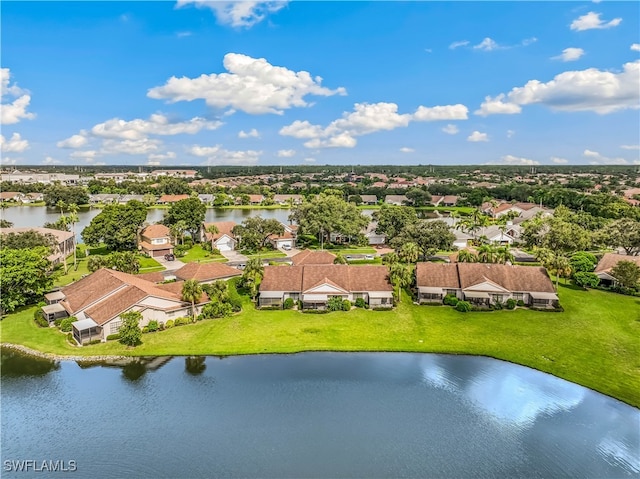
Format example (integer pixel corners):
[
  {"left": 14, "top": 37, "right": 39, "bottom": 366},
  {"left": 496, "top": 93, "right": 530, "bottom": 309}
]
[
  {"left": 0, "top": 156, "right": 17, "bottom": 165},
  {"left": 552, "top": 47, "right": 585, "bottom": 62},
  {"left": 90, "top": 114, "right": 222, "bottom": 140},
  {"left": 475, "top": 94, "right": 522, "bottom": 116},
  {"left": 442, "top": 124, "right": 459, "bottom": 135},
  {"left": 188, "top": 144, "right": 262, "bottom": 165},
  {"left": 302, "top": 157, "right": 316, "bottom": 163},
  {"left": 507, "top": 129, "right": 516, "bottom": 138},
  {"left": 238, "top": 128, "right": 260, "bottom": 138},
  {"left": 399, "top": 147, "right": 415, "bottom": 153},
  {"left": 57, "top": 134, "right": 89, "bottom": 149},
  {"left": 495, "top": 155, "right": 539, "bottom": 165},
  {"left": 477, "top": 61, "right": 639, "bottom": 115},
  {"left": 281, "top": 102, "right": 468, "bottom": 149},
  {"left": 570, "top": 11, "right": 622, "bottom": 31},
  {"left": 176, "top": 1, "right": 288, "bottom": 28},
  {"left": 0, "top": 133, "right": 29, "bottom": 153},
  {"left": 473, "top": 37, "right": 501, "bottom": 51},
  {"left": 70, "top": 150, "right": 98, "bottom": 160},
  {"left": 551, "top": 156, "right": 569, "bottom": 164},
  {"left": 620, "top": 144, "right": 639, "bottom": 150},
  {"left": 583, "top": 149, "right": 629, "bottom": 165},
  {"left": 1, "top": 68, "right": 35, "bottom": 125},
  {"left": 467, "top": 131, "right": 489, "bottom": 142},
  {"left": 631, "top": 44, "right": 640, "bottom": 52},
  {"left": 42, "top": 156, "right": 62, "bottom": 165},
  {"left": 148, "top": 53, "right": 346, "bottom": 115},
  {"left": 449, "top": 40, "right": 469, "bottom": 50},
  {"left": 276, "top": 149, "right": 296, "bottom": 157},
  {"left": 100, "top": 138, "right": 162, "bottom": 155},
  {"left": 148, "top": 151, "right": 177, "bottom": 162}
]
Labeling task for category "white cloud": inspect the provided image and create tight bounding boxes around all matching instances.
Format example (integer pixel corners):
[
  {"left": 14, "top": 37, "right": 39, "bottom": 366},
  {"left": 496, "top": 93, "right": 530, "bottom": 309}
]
[
  {"left": 583, "top": 149, "right": 629, "bottom": 164},
  {"left": 473, "top": 37, "right": 501, "bottom": 51},
  {"left": 449, "top": 40, "right": 469, "bottom": 50},
  {"left": 304, "top": 132, "right": 357, "bottom": 149},
  {"left": 0, "top": 156, "right": 17, "bottom": 165},
  {"left": 477, "top": 61, "right": 639, "bottom": 115},
  {"left": 521, "top": 37, "right": 538, "bottom": 46},
  {"left": 101, "top": 138, "right": 162, "bottom": 155},
  {"left": 238, "top": 128, "right": 260, "bottom": 139},
  {"left": 631, "top": 44, "right": 640, "bottom": 52},
  {"left": 570, "top": 12, "right": 622, "bottom": 31},
  {"left": 276, "top": 149, "right": 296, "bottom": 157},
  {"left": 176, "top": 1, "right": 288, "bottom": 28},
  {"left": 42, "top": 156, "right": 62, "bottom": 165},
  {"left": 148, "top": 151, "right": 177, "bottom": 162},
  {"left": 467, "top": 131, "right": 489, "bottom": 142},
  {"left": 399, "top": 147, "right": 414, "bottom": 153},
  {"left": 148, "top": 53, "right": 346, "bottom": 115},
  {"left": 1, "top": 68, "right": 35, "bottom": 125},
  {"left": 442, "top": 124, "right": 459, "bottom": 135},
  {"left": 90, "top": 114, "right": 222, "bottom": 140},
  {"left": 552, "top": 47, "right": 585, "bottom": 62},
  {"left": 551, "top": 156, "right": 569, "bottom": 164},
  {"left": 507, "top": 129, "right": 516, "bottom": 138},
  {"left": 621, "top": 144, "right": 640, "bottom": 150},
  {"left": 475, "top": 94, "right": 522, "bottom": 116},
  {"left": 189, "top": 144, "right": 262, "bottom": 165},
  {"left": 279, "top": 120, "right": 325, "bottom": 139},
  {"left": 498, "top": 155, "right": 539, "bottom": 166},
  {"left": 302, "top": 157, "right": 316, "bottom": 163},
  {"left": 1, "top": 133, "right": 29, "bottom": 153},
  {"left": 414, "top": 104, "right": 469, "bottom": 121},
  {"left": 57, "top": 134, "right": 89, "bottom": 149},
  {"left": 70, "top": 150, "right": 98, "bottom": 160}
]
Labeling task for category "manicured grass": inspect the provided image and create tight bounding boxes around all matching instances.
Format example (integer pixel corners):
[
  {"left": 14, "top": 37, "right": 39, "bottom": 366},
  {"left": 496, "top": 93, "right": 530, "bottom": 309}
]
[
  {"left": 180, "top": 244, "right": 226, "bottom": 263},
  {"left": 54, "top": 258, "right": 91, "bottom": 287},
  {"left": 326, "top": 247, "right": 377, "bottom": 255},
  {"left": 245, "top": 251, "right": 287, "bottom": 259},
  {"left": 1, "top": 286, "right": 638, "bottom": 407},
  {"left": 137, "top": 255, "right": 162, "bottom": 270}
]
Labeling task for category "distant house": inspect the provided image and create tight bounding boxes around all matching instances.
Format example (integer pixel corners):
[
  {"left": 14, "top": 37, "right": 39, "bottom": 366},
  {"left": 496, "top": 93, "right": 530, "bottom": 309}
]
[
  {"left": 0, "top": 191, "right": 23, "bottom": 202},
  {"left": 291, "top": 250, "right": 337, "bottom": 265},
  {"left": 198, "top": 194, "right": 215, "bottom": 204},
  {"left": 157, "top": 194, "right": 190, "bottom": 205},
  {"left": 290, "top": 182, "right": 307, "bottom": 189},
  {"left": 139, "top": 224, "right": 173, "bottom": 258},
  {"left": 364, "top": 222, "right": 386, "bottom": 245},
  {"left": 173, "top": 262, "right": 242, "bottom": 284},
  {"left": 430, "top": 195, "right": 444, "bottom": 206},
  {"left": 269, "top": 224, "right": 297, "bottom": 250},
  {"left": 151, "top": 169, "right": 198, "bottom": 179},
  {"left": 46, "top": 269, "right": 209, "bottom": 343},
  {"left": 594, "top": 253, "right": 640, "bottom": 287},
  {"left": 441, "top": 195, "right": 459, "bottom": 206},
  {"left": 258, "top": 264, "right": 393, "bottom": 309},
  {"left": 359, "top": 195, "right": 378, "bottom": 205},
  {"left": 201, "top": 221, "right": 237, "bottom": 252},
  {"left": 479, "top": 225, "right": 517, "bottom": 245},
  {"left": 118, "top": 194, "right": 145, "bottom": 204},
  {"left": 273, "top": 194, "right": 303, "bottom": 205},
  {"left": 0, "top": 227, "right": 75, "bottom": 265},
  {"left": 88, "top": 194, "right": 119, "bottom": 205},
  {"left": 416, "top": 262, "right": 558, "bottom": 308},
  {"left": 384, "top": 195, "right": 409, "bottom": 206},
  {"left": 22, "top": 192, "right": 44, "bottom": 203}
]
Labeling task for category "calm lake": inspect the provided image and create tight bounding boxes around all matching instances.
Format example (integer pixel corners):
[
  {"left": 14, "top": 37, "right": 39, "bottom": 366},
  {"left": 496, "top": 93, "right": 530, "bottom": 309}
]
[{"left": 2, "top": 351, "right": 638, "bottom": 478}]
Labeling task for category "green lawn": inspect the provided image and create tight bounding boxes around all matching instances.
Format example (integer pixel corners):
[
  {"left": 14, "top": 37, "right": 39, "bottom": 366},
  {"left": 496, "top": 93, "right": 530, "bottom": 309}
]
[
  {"left": 245, "top": 251, "right": 288, "bottom": 259},
  {"left": 326, "top": 247, "right": 378, "bottom": 255},
  {"left": 180, "top": 244, "right": 226, "bottom": 263},
  {"left": 54, "top": 258, "right": 91, "bottom": 287},
  {"left": 2, "top": 285, "right": 638, "bottom": 407}
]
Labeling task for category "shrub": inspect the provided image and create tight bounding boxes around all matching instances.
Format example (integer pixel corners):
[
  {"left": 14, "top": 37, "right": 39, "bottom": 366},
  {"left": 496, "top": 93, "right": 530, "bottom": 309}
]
[
  {"left": 516, "top": 300, "right": 526, "bottom": 307},
  {"left": 493, "top": 301, "right": 503, "bottom": 310},
  {"left": 34, "top": 310, "right": 49, "bottom": 328},
  {"left": 54, "top": 318, "right": 64, "bottom": 327},
  {"left": 443, "top": 294, "right": 459, "bottom": 306},
  {"left": 505, "top": 298, "right": 517, "bottom": 310},
  {"left": 164, "top": 320, "right": 174, "bottom": 329},
  {"left": 574, "top": 272, "right": 600, "bottom": 289},
  {"left": 342, "top": 299, "right": 351, "bottom": 311},
  {"left": 327, "top": 296, "right": 344, "bottom": 312},
  {"left": 455, "top": 301, "right": 471, "bottom": 313},
  {"left": 106, "top": 334, "right": 121, "bottom": 341},
  {"left": 301, "top": 309, "right": 329, "bottom": 314},
  {"left": 283, "top": 298, "right": 295, "bottom": 310},
  {"left": 174, "top": 317, "right": 190, "bottom": 326},
  {"left": 354, "top": 298, "right": 366, "bottom": 308},
  {"left": 147, "top": 320, "right": 159, "bottom": 333},
  {"left": 75, "top": 246, "right": 87, "bottom": 259},
  {"left": 211, "top": 248, "right": 220, "bottom": 255},
  {"left": 142, "top": 326, "right": 149, "bottom": 333},
  {"left": 199, "top": 302, "right": 233, "bottom": 319},
  {"left": 297, "top": 300, "right": 303, "bottom": 309},
  {"left": 227, "top": 282, "right": 243, "bottom": 312},
  {"left": 60, "top": 316, "right": 78, "bottom": 332}
]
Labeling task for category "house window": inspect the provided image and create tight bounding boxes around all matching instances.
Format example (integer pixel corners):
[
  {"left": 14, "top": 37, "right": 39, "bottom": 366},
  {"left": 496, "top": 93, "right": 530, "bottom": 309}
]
[
  {"left": 445, "top": 289, "right": 458, "bottom": 297},
  {"left": 512, "top": 293, "right": 524, "bottom": 301},
  {"left": 352, "top": 293, "right": 364, "bottom": 300},
  {"left": 491, "top": 294, "right": 504, "bottom": 303},
  {"left": 110, "top": 321, "right": 122, "bottom": 335},
  {"left": 380, "top": 298, "right": 388, "bottom": 304}
]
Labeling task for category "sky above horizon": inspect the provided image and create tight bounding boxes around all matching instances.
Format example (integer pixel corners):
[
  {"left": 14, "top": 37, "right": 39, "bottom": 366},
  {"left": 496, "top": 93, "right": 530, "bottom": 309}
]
[{"left": 1, "top": 1, "right": 639, "bottom": 168}]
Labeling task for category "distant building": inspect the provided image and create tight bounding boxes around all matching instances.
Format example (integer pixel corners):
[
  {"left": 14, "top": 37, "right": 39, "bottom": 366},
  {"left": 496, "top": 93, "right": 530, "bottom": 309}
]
[{"left": 0, "top": 227, "right": 75, "bottom": 265}]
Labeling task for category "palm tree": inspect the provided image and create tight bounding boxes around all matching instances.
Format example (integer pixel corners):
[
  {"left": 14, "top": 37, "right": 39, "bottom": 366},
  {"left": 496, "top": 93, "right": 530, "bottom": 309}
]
[
  {"left": 242, "top": 258, "right": 264, "bottom": 299},
  {"left": 457, "top": 249, "right": 478, "bottom": 263},
  {"left": 389, "top": 262, "right": 412, "bottom": 302},
  {"left": 205, "top": 224, "right": 219, "bottom": 250},
  {"left": 382, "top": 252, "right": 399, "bottom": 265},
  {"left": 535, "top": 248, "right": 570, "bottom": 290},
  {"left": 495, "top": 246, "right": 515, "bottom": 264},
  {"left": 399, "top": 242, "right": 419, "bottom": 264},
  {"left": 477, "top": 244, "right": 495, "bottom": 263},
  {"left": 333, "top": 253, "right": 347, "bottom": 264},
  {"left": 67, "top": 203, "right": 79, "bottom": 269},
  {"left": 181, "top": 279, "right": 203, "bottom": 322}
]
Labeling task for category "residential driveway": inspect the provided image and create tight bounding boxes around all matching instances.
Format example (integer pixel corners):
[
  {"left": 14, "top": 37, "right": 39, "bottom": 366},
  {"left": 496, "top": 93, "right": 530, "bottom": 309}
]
[
  {"left": 154, "top": 255, "right": 186, "bottom": 272},
  {"left": 221, "top": 250, "right": 248, "bottom": 263},
  {"left": 283, "top": 247, "right": 301, "bottom": 257}
]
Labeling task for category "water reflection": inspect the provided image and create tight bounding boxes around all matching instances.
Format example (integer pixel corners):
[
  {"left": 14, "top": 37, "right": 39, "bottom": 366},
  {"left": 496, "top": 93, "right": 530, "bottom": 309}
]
[
  {"left": 0, "top": 349, "right": 59, "bottom": 378},
  {"left": 185, "top": 356, "right": 207, "bottom": 376}
]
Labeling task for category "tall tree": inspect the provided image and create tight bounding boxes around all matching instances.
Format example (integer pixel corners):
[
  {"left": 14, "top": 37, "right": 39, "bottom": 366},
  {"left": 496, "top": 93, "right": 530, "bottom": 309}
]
[
  {"left": 457, "top": 249, "right": 478, "bottom": 263},
  {"left": 399, "top": 242, "right": 419, "bottom": 263},
  {"left": 602, "top": 219, "right": 640, "bottom": 256},
  {"left": 535, "top": 248, "right": 571, "bottom": 290},
  {"left": 610, "top": 261, "right": 640, "bottom": 289},
  {"left": 389, "top": 262, "right": 412, "bottom": 301},
  {"left": 205, "top": 224, "right": 219, "bottom": 249},
  {"left": 118, "top": 311, "right": 142, "bottom": 347},
  {"left": 163, "top": 197, "right": 206, "bottom": 241},
  {"left": 391, "top": 220, "right": 455, "bottom": 260},
  {"left": 373, "top": 205, "right": 418, "bottom": 242},
  {"left": 181, "top": 279, "right": 203, "bottom": 322},
  {"left": 232, "top": 217, "right": 284, "bottom": 251},
  {"left": 67, "top": 203, "right": 79, "bottom": 269},
  {"left": 405, "top": 188, "right": 432, "bottom": 207},
  {"left": 0, "top": 247, "right": 56, "bottom": 313},
  {"left": 241, "top": 258, "right": 264, "bottom": 299},
  {"left": 82, "top": 201, "right": 147, "bottom": 251}
]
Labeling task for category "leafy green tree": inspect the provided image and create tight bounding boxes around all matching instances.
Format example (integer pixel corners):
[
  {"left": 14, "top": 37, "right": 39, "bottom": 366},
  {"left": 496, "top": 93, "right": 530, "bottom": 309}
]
[
  {"left": 382, "top": 252, "right": 399, "bottom": 265},
  {"left": 535, "top": 248, "right": 572, "bottom": 290},
  {"left": 43, "top": 186, "right": 89, "bottom": 207},
  {"left": 118, "top": 311, "right": 142, "bottom": 347},
  {"left": 495, "top": 246, "right": 515, "bottom": 264},
  {"left": 158, "top": 178, "right": 192, "bottom": 195},
  {"left": 610, "top": 261, "right": 640, "bottom": 289},
  {"left": 405, "top": 188, "right": 432, "bottom": 207},
  {"left": 87, "top": 255, "right": 109, "bottom": 272},
  {"left": 232, "top": 217, "right": 284, "bottom": 251},
  {"left": 333, "top": 253, "right": 347, "bottom": 264},
  {"left": 389, "top": 262, "right": 412, "bottom": 301},
  {"left": 399, "top": 242, "right": 419, "bottom": 263},
  {"left": 241, "top": 258, "right": 264, "bottom": 299},
  {"left": 0, "top": 247, "right": 56, "bottom": 313},
  {"left": 82, "top": 201, "right": 147, "bottom": 251},
  {"left": 391, "top": 220, "right": 455, "bottom": 260},
  {"left": 349, "top": 194, "right": 363, "bottom": 205},
  {"left": 373, "top": 205, "right": 418, "bottom": 242},
  {"left": 602, "top": 219, "right": 640, "bottom": 256},
  {"left": 0, "top": 230, "right": 56, "bottom": 251},
  {"left": 574, "top": 272, "right": 600, "bottom": 289},
  {"left": 181, "top": 279, "right": 203, "bottom": 322},
  {"left": 457, "top": 249, "right": 478, "bottom": 263},
  {"left": 163, "top": 198, "right": 206, "bottom": 241},
  {"left": 142, "top": 193, "right": 157, "bottom": 207},
  {"left": 202, "top": 280, "right": 229, "bottom": 303},
  {"left": 108, "top": 251, "right": 140, "bottom": 274},
  {"left": 570, "top": 252, "right": 598, "bottom": 274}
]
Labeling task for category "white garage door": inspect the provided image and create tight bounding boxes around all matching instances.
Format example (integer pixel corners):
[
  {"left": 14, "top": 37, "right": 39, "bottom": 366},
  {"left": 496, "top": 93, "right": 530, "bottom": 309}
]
[
  {"left": 278, "top": 240, "right": 293, "bottom": 248},
  {"left": 216, "top": 238, "right": 234, "bottom": 251}
]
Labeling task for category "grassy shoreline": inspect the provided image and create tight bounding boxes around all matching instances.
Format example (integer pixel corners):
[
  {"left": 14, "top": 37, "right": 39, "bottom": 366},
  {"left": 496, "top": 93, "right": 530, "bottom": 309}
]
[{"left": 1, "top": 285, "right": 638, "bottom": 407}]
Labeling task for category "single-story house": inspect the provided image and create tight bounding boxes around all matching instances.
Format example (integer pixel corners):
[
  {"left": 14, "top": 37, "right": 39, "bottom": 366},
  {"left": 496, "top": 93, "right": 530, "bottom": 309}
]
[
  {"left": 42, "top": 268, "right": 208, "bottom": 343},
  {"left": 416, "top": 262, "right": 558, "bottom": 308},
  {"left": 269, "top": 224, "right": 297, "bottom": 249},
  {"left": 384, "top": 195, "right": 409, "bottom": 206},
  {"left": 291, "top": 250, "right": 337, "bottom": 265},
  {"left": 173, "top": 262, "right": 242, "bottom": 284},
  {"left": 360, "top": 195, "right": 378, "bottom": 205},
  {"left": 157, "top": 194, "right": 190, "bottom": 204},
  {"left": 364, "top": 222, "right": 386, "bottom": 245},
  {"left": 273, "top": 194, "right": 303, "bottom": 205},
  {"left": 442, "top": 195, "right": 459, "bottom": 206},
  {"left": 0, "top": 191, "right": 23, "bottom": 202},
  {"left": 201, "top": 221, "right": 238, "bottom": 252},
  {"left": 198, "top": 194, "right": 215, "bottom": 204},
  {"left": 22, "top": 192, "right": 44, "bottom": 203},
  {"left": 480, "top": 225, "right": 517, "bottom": 245},
  {"left": 0, "top": 227, "right": 76, "bottom": 265},
  {"left": 89, "top": 194, "right": 119, "bottom": 205},
  {"left": 139, "top": 224, "right": 173, "bottom": 258},
  {"left": 453, "top": 230, "right": 474, "bottom": 249},
  {"left": 259, "top": 264, "right": 393, "bottom": 309},
  {"left": 430, "top": 195, "right": 444, "bottom": 206},
  {"left": 594, "top": 253, "right": 640, "bottom": 287},
  {"left": 118, "top": 194, "right": 145, "bottom": 204}
]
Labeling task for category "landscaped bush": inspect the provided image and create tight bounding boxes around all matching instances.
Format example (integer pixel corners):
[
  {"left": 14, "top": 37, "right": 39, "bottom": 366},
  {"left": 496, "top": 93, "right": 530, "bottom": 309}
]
[
  {"left": 516, "top": 300, "right": 526, "bottom": 307},
  {"left": 147, "top": 320, "right": 159, "bottom": 332},
  {"left": 106, "top": 333, "right": 121, "bottom": 341},
  {"left": 33, "top": 310, "right": 49, "bottom": 328},
  {"left": 505, "top": 298, "right": 517, "bottom": 310},
  {"left": 443, "top": 294, "right": 459, "bottom": 306},
  {"left": 574, "top": 272, "right": 600, "bottom": 289},
  {"left": 142, "top": 326, "right": 149, "bottom": 333},
  {"left": 301, "top": 309, "right": 330, "bottom": 314},
  {"left": 174, "top": 316, "right": 190, "bottom": 326},
  {"left": 227, "top": 279, "right": 243, "bottom": 312},
  {"left": 164, "top": 320, "right": 174, "bottom": 329},
  {"left": 283, "top": 298, "right": 295, "bottom": 309},
  {"left": 354, "top": 298, "right": 366, "bottom": 308},
  {"left": 60, "top": 316, "right": 78, "bottom": 332},
  {"left": 260, "top": 305, "right": 282, "bottom": 310},
  {"left": 75, "top": 247, "right": 86, "bottom": 259},
  {"left": 327, "top": 296, "right": 345, "bottom": 312},
  {"left": 54, "top": 318, "right": 64, "bottom": 327},
  {"left": 455, "top": 301, "right": 471, "bottom": 313},
  {"left": 493, "top": 301, "right": 503, "bottom": 310},
  {"left": 342, "top": 299, "right": 351, "bottom": 311}
]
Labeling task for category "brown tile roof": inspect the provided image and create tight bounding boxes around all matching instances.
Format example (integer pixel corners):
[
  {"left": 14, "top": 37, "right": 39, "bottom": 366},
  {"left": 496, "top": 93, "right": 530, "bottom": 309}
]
[
  {"left": 260, "top": 265, "right": 392, "bottom": 293},
  {"left": 442, "top": 195, "right": 459, "bottom": 205},
  {"left": 136, "top": 271, "right": 166, "bottom": 283},
  {"left": 514, "top": 202, "right": 538, "bottom": 211},
  {"left": 415, "top": 262, "right": 555, "bottom": 293},
  {"left": 84, "top": 286, "right": 147, "bottom": 325},
  {"left": 138, "top": 241, "right": 173, "bottom": 251},
  {"left": 158, "top": 194, "right": 190, "bottom": 203},
  {"left": 156, "top": 281, "right": 209, "bottom": 304},
  {"left": 291, "top": 250, "right": 337, "bottom": 265},
  {"left": 142, "top": 224, "right": 170, "bottom": 239},
  {"left": 0, "top": 192, "right": 20, "bottom": 200},
  {"left": 203, "top": 221, "right": 237, "bottom": 241},
  {"left": 260, "top": 265, "right": 305, "bottom": 291},
  {"left": 61, "top": 268, "right": 127, "bottom": 313},
  {"left": 595, "top": 253, "right": 640, "bottom": 273},
  {"left": 174, "top": 262, "right": 242, "bottom": 282}
]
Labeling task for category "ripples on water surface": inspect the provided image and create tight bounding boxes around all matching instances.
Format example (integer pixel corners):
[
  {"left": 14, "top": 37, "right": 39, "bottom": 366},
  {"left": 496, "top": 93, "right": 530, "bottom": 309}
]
[{"left": 2, "top": 351, "right": 638, "bottom": 478}]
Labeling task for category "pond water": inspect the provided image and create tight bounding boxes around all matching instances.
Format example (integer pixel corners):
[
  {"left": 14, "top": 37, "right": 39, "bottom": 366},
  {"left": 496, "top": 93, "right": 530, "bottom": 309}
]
[{"left": 2, "top": 350, "right": 638, "bottom": 478}]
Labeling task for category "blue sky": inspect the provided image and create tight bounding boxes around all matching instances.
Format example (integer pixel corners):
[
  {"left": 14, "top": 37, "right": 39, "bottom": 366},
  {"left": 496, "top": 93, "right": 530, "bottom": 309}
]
[{"left": 1, "top": 1, "right": 639, "bottom": 167}]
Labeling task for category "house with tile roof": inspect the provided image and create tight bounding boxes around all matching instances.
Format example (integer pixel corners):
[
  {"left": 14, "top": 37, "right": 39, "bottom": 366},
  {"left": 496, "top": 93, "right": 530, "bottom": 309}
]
[
  {"left": 594, "top": 253, "right": 640, "bottom": 287},
  {"left": 201, "top": 221, "right": 238, "bottom": 252},
  {"left": 268, "top": 224, "right": 298, "bottom": 250},
  {"left": 40, "top": 268, "right": 209, "bottom": 344},
  {"left": 157, "top": 194, "right": 190, "bottom": 204},
  {"left": 415, "top": 262, "right": 558, "bottom": 308},
  {"left": 290, "top": 249, "right": 337, "bottom": 265},
  {"left": 173, "top": 262, "right": 242, "bottom": 283},
  {"left": 139, "top": 224, "right": 173, "bottom": 258},
  {"left": 259, "top": 264, "right": 393, "bottom": 309}
]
